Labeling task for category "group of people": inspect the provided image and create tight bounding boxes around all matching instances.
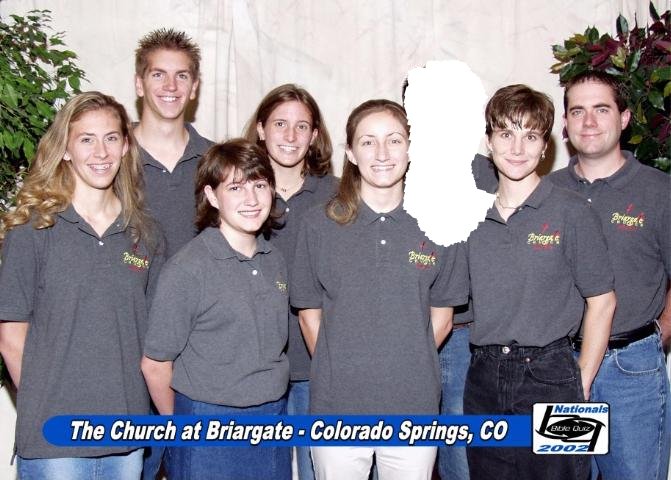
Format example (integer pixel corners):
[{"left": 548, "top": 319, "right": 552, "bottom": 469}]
[{"left": 0, "top": 27, "right": 668, "bottom": 480}]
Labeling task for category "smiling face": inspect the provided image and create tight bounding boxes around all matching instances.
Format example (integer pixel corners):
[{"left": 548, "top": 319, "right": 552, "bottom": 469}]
[
  {"left": 256, "top": 100, "right": 318, "bottom": 170},
  {"left": 204, "top": 168, "right": 273, "bottom": 241},
  {"left": 135, "top": 48, "right": 199, "bottom": 121},
  {"left": 487, "top": 120, "right": 546, "bottom": 182},
  {"left": 564, "top": 80, "right": 631, "bottom": 161},
  {"left": 346, "top": 110, "right": 409, "bottom": 192},
  {"left": 64, "top": 108, "right": 128, "bottom": 194}
]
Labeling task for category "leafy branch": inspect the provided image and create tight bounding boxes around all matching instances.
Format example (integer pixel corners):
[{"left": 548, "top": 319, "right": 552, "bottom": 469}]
[{"left": 551, "top": 2, "right": 671, "bottom": 172}]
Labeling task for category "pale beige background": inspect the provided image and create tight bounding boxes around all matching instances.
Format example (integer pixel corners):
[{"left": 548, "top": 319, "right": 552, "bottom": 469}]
[{"left": 0, "top": 1, "right": 669, "bottom": 479}]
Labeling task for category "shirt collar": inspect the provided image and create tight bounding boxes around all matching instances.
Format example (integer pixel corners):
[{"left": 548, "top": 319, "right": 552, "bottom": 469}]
[
  {"left": 57, "top": 205, "right": 126, "bottom": 236},
  {"left": 357, "top": 200, "right": 408, "bottom": 225},
  {"left": 276, "top": 174, "right": 319, "bottom": 202},
  {"left": 567, "top": 150, "right": 640, "bottom": 189},
  {"left": 485, "top": 177, "right": 553, "bottom": 222},
  {"left": 202, "top": 227, "right": 272, "bottom": 260},
  {"left": 138, "top": 123, "right": 210, "bottom": 167}
]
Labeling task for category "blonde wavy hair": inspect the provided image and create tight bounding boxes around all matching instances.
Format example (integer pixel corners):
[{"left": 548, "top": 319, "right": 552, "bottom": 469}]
[{"left": 0, "top": 91, "right": 158, "bottom": 250}]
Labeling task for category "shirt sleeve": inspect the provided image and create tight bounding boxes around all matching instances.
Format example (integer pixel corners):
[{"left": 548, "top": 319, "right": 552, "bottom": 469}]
[
  {"left": 289, "top": 215, "right": 324, "bottom": 309},
  {"left": 566, "top": 201, "right": 615, "bottom": 298},
  {"left": 143, "top": 257, "right": 201, "bottom": 361},
  {"left": 429, "top": 241, "right": 470, "bottom": 307},
  {"left": 655, "top": 189, "right": 671, "bottom": 279},
  {"left": 0, "top": 224, "right": 40, "bottom": 322}
]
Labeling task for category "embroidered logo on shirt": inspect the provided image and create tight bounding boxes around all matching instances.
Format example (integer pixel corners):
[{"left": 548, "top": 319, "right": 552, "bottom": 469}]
[
  {"left": 408, "top": 241, "right": 436, "bottom": 270},
  {"left": 527, "top": 223, "right": 561, "bottom": 250},
  {"left": 610, "top": 204, "right": 645, "bottom": 231},
  {"left": 122, "top": 244, "right": 149, "bottom": 271},
  {"left": 275, "top": 281, "right": 288, "bottom": 293}
]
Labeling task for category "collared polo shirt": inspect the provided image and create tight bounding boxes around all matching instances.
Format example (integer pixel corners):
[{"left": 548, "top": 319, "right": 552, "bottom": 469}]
[
  {"left": 144, "top": 227, "right": 289, "bottom": 407},
  {"left": 290, "top": 202, "right": 469, "bottom": 415},
  {"left": 467, "top": 178, "right": 614, "bottom": 347},
  {"left": 549, "top": 152, "right": 671, "bottom": 334},
  {"left": 271, "top": 174, "right": 338, "bottom": 381},
  {"left": 0, "top": 206, "right": 161, "bottom": 458},
  {"left": 140, "top": 123, "right": 213, "bottom": 258}
]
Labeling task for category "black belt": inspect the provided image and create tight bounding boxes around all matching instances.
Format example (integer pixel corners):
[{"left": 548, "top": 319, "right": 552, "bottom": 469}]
[
  {"left": 571, "top": 322, "right": 657, "bottom": 351},
  {"left": 453, "top": 321, "right": 473, "bottom": 331}
]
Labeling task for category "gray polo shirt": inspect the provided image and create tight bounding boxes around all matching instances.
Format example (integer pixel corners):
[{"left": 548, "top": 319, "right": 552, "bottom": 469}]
[
  {"left": 271, "top": 174, "right": 338, "bottom": 381},
  {"left": 290, "top": 202, "right": 469, "bottom": 414},
  {"left": 140, "top": 123, "right": 213, "bottom": 258},
  {"left": 549, "top": 152, "right": 671, "bottom": 334},
  {"left": 0, "top": 207, "right": 162, "bottom": 458},
  {"left": 467, "top": 178, "right": 613, "bottom": 347},
  {"left": 144, "top": 227, "right": 290, "bottom": 407}
]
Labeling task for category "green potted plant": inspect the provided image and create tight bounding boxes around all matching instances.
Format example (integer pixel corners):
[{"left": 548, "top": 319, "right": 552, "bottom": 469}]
[
  {"left": 0, "top": 9, "right": 86, "bottom": 384},
  {"left": 551, "top": 2, "right": 671, "bottom": 173}
]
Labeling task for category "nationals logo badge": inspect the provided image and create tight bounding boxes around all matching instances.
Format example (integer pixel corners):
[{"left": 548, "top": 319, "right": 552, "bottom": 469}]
[{"left": 533, "top": 403, "right": 609, "bottom": 455}]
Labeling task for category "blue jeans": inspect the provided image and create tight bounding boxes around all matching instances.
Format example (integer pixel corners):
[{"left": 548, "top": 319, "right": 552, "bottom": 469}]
[
  {"left": 464, "top": 338, "right": 589, "bottom": 480},
  {"left": 168, "top": 392, "right": 291, "bottom": 480},
  {"left": 141, "top": 404, "right": 164, "bottom": 480},
  {"left": 437, "top": 326, "right": 470, "bottom": 480},
  {"left": 589, "top": 332, "right": 670, "bottom": 480},
  {"left": 288, "top": 380, "right": 315, "bottom": 480},
  {"left": 18, "top": 449, "right": 143, "bottom": 480}
]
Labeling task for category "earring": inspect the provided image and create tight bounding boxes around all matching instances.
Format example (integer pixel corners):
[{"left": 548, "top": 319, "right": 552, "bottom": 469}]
[
  {"left": 541, "top": 152, "right": 546, "bottom": 161},
  {"left": 63, "top": 153, "right": 71, "bottom": 161}
]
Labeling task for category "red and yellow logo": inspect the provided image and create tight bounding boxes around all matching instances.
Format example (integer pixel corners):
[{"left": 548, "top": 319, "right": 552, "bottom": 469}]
[
  {"left": 408, "top": 241, "right": 437, "bottom": 270},
  {"left": 527, "top": 223, "right": 561, "bottom": 250},
  {"left": 122, "top": 244, "right": 149, "bottom": 271},
  {"left": 611, "top": 204, "right": 645, "bottom": 231}
]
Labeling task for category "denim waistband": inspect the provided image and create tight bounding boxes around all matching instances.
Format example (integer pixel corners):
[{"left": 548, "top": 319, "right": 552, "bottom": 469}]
[{"left": 470, "top": 337, "right": 571, "bottom": 358}]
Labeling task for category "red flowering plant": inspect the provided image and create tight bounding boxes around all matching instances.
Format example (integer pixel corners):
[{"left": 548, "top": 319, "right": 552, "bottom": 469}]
[{"left": 551, "top": 2, "right": 671, "bottom": 173}]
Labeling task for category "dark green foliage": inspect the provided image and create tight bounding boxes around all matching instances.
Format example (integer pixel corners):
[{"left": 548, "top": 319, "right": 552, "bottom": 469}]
[
  {"left": 0, "top": 10, "right": 86, "bottom": 386},
  {"left": 551, "top": 2, "right": 671, "bottom": 172},
  {"left": 0, "top": 10, "right": 86, "bottom": 210}
]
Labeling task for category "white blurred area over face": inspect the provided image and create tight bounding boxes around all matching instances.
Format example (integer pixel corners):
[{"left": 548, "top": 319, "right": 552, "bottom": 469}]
[{"left": 403, "top": 60, "right": 494, "bottom": 247}]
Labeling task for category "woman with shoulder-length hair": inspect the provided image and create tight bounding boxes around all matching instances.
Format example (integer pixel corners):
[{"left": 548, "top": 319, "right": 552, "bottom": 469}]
[
  {"left": 0, "top": 91, "right": 162, "bottom": 479},
  {"left": 244, "top": 84, "right": 337, "bottom": 480},
  {"left": 291, "top": 99, "right": 468, "bottom": 479},
  {"left": 141, "top": 139, "right": 292, "bottom": 480},
  {"left": 463, "top": 84, "right": 616, "bottom": 480}
]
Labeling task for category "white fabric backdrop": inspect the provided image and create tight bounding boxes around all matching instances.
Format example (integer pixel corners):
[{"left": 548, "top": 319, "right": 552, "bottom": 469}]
[
  {"left": 0, "top": 2, "right": 669, "bottom": 479},
  {"left": 1, "top": 0, "right": 668, "bottom": 174}
]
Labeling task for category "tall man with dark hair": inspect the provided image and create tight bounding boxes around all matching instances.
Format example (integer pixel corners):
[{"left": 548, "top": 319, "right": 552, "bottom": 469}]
[
  {"left": 134, "top": 28, "right": 213, "bottom": 479},
  {"left": 556, "top": 71, "right": 670, "bottom": 480},
  {"left": 135, "top": 28, "right": 213, "bottom": 258}
]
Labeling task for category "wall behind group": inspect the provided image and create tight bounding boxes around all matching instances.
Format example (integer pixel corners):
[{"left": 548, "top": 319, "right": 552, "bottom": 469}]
[{"left": 1, "top": 0, "right": 667, "bottom": 175}]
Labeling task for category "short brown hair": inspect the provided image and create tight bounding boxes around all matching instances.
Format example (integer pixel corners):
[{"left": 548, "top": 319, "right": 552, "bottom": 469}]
[
  {"left": 135, "top": 28, "right": 201, "bottom": 78},
  {"left": 326, "top": 99, "right": 409, "bottom": 225},
  {"left": 485, "top": 84, "right": 554, "bottom": 142},
  {"left": 563, "top": 71, "right": 627, "bottom": 113},
  {"left": 195, "top": 139, "right": 277, "bottom": 234},
  {"left": 243, "top": 84, "right": 332, "bottom": 177}
]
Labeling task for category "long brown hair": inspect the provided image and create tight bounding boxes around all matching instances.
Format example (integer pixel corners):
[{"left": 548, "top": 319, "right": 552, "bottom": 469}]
[
  {"left": 0, "top": 91, "right": 158, "bottom": 250},
  {"left": 243, "top": 84, "right": 332, "bottom": 177},
  {"left": 326, "top": 99, "right": 409, "bottom": 225}
]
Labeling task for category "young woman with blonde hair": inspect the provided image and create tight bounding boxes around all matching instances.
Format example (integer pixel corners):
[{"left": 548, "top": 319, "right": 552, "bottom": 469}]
[{"left": 0, "top": 91, "right": 162, "bottom": 479}]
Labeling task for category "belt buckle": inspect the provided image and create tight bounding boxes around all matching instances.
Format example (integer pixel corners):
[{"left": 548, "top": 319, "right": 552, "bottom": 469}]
[{"left": 501, "top": 345, "right": 511, "bottom": 354}]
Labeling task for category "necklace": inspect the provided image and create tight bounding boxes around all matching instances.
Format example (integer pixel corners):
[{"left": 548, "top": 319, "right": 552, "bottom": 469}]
[
  {"left": 278, "top": 176, "right": 305, "bottom": 194},
  {"left": 495, "top": 192, "right": 521, "bottom": 210}
]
